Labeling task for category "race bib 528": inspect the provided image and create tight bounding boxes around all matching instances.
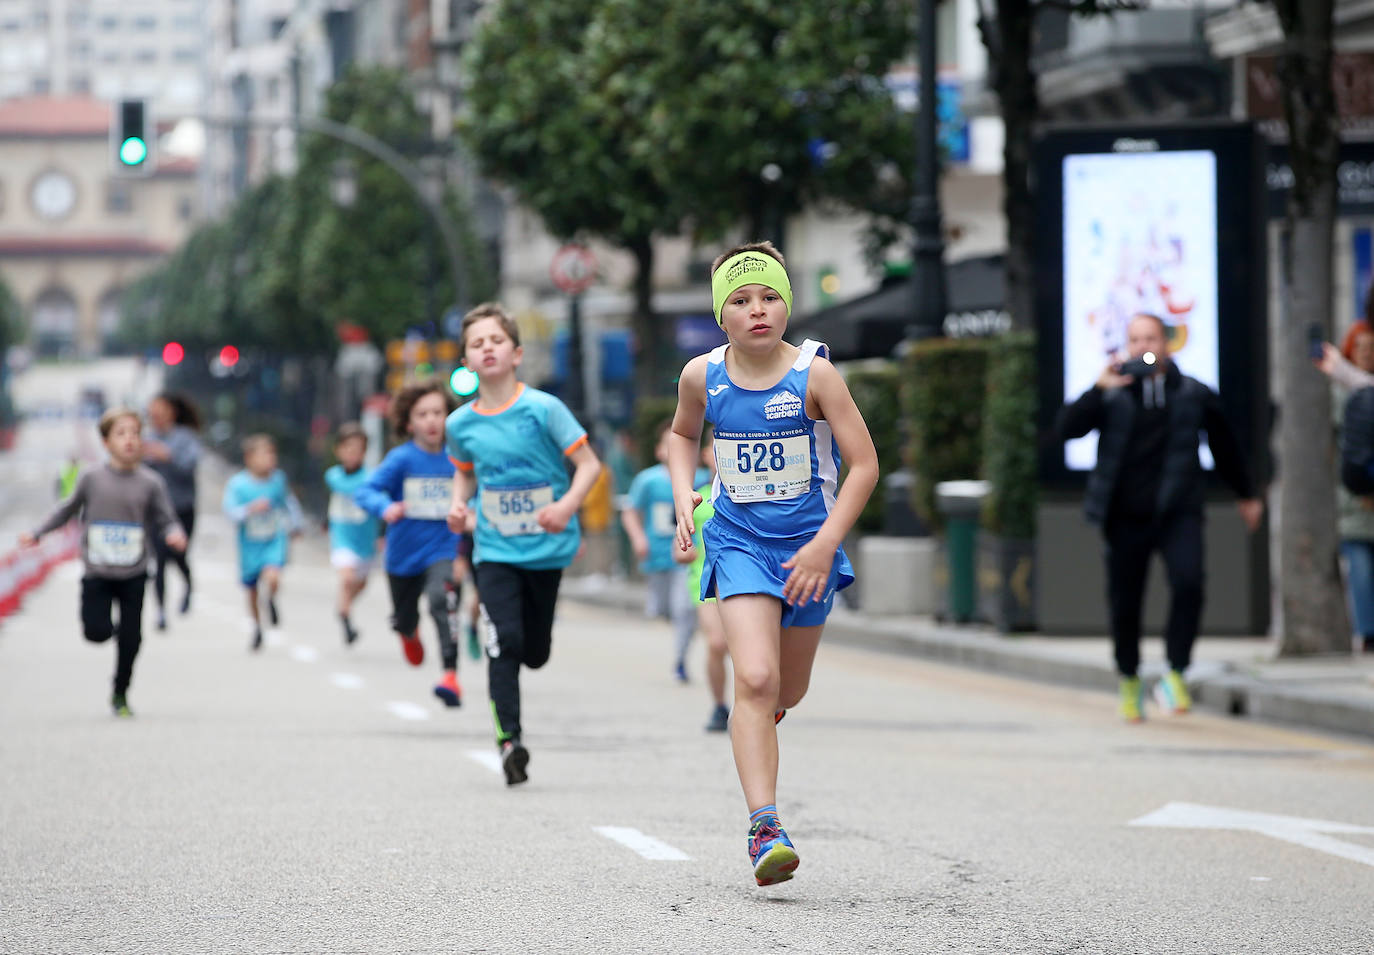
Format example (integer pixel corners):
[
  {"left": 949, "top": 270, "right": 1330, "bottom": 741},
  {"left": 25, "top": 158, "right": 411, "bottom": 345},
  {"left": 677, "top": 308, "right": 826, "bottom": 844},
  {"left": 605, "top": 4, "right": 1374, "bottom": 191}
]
[{"left": 713, "top": 434, "right": 810, "bottom": 503}]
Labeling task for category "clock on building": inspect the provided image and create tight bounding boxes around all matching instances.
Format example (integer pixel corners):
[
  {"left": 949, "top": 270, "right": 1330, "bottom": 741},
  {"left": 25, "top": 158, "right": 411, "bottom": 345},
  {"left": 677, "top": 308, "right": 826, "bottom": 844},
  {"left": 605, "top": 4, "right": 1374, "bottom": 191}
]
[{"left": 30, "top": 169, "right": 77, "bottom": 220}]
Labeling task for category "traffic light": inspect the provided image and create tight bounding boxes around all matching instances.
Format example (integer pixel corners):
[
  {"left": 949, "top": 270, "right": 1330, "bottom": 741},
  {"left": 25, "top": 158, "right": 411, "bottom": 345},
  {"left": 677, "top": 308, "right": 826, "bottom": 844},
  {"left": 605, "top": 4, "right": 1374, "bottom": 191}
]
[
  {"left": 161, "top": 342, "right": 184, "bottom": 366},
  {"left": 450, "top": 366, "right": 479, "bottom": 397},
  {"left": 112, "top": 98, "right": 154, "bottom": 176},
  {"left": 219, "top": 345, "right": 240, "bottom": 368}
]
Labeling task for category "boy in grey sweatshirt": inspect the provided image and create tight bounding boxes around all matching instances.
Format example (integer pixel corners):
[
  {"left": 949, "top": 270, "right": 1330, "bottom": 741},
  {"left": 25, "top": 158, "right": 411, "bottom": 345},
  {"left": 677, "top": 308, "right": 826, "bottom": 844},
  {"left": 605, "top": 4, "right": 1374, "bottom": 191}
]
[{"left": 20, "top": 408, "right": 186, "bottom": 716}]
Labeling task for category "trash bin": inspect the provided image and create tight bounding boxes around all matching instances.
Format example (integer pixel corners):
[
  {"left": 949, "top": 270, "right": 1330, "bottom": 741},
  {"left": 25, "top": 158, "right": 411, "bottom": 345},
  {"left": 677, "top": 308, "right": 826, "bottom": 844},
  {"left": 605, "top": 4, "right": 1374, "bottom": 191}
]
[
  {"left": 935, "top": 480, "right": 990, "bottom": 623},
  {"left": 882, "top": 469, "right": 928, "bottom": 537}
]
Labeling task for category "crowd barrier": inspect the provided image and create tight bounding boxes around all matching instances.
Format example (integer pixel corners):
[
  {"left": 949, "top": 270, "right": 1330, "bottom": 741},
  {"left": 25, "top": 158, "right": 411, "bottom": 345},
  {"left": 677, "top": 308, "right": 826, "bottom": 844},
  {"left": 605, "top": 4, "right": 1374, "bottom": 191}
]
[{"left": 0, "top": 524, "right": 81, "bottom": 624}]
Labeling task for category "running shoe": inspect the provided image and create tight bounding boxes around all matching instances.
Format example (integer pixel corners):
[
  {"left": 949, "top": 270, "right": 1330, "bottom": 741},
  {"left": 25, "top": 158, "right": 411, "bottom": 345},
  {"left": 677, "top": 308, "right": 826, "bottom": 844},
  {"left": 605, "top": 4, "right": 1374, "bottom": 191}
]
[
  {"left": 155, "top": 610, "right": 167, "bottom": 632},
  {"left": 1118, "top": 676, "right": 1144, "bottom": 723},
  {"left": 111, "top": 692, "right": 134, "bottom": 718},
  {"left": 433, "top": 669, "right": 462, "bottom": 708},
  {"left": 705, "top": 704, "right": 730, "bottom": 733},
  {"left": 464, "top": 623, "right": 482, "bottom": 661},
  {"left": 1154, "top": 670, "right": 1192, "bottom": 714},
  {"left": 251, "top": 628, "right": 264, "bottom": 652},
  {"left": 774, "top": 708, "right": 786, "bottom": 725},
  {"left": 267, "top": 597, "right": 280, "bottom": 627},
  {"left": 179, "top": 590, "right": 192, "bottom": 616},
  {"left": 748, "top": 815, "right": 799, "bottom": 886},
  {"left": 500, "top": 738, "right": 529, "bottom": 786},
  {"left": 674, "top": 662, "right": 688, "bottom": 683},
  {"left": 398, "top": 630, "right": 424, "bottom": 666},
  {"left": 341, "top": 614, "right": 358, "bottom": 646}
]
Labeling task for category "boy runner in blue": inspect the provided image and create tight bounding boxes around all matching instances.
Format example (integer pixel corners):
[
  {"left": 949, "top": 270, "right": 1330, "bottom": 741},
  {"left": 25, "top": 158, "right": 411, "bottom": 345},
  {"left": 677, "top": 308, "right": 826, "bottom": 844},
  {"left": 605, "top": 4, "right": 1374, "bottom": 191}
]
[
  {"left": 668, "top": 242, "right": 879, "bottom": 886},
  {"left": 355, "top": 380, "right": 464, "bottom": 707},
  {"left": 222, "top": 434, "right": 302, "bottom": 652},
  {"left": 324, "top": 422, "right": 379, "bottom": 646},
  {"left": 622, "top": 419, "right": 708, "bottom": 682},
  {"left": 445, "top": 303, "right": 603, "bottom": 786},
  {"left": 20, "top": 408, "right": 186, "bottom": 716}
]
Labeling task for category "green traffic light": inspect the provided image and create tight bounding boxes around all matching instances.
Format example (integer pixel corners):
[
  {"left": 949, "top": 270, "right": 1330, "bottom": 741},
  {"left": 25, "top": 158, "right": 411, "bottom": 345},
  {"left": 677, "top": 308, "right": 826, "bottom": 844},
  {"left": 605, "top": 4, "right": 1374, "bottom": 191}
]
[
  {"left": 119, "top": 136, "right": 148, "bottom": 166},
  {"left": 450, "top": 366, "right": 479, "bottom": 397}
]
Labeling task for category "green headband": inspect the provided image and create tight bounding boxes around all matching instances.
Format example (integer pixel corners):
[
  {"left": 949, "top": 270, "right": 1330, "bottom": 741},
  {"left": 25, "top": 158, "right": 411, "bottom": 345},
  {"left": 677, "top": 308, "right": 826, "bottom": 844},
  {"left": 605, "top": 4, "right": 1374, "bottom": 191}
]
[{"left": 711, "top": 252, "right": 793, "bottom": 326}]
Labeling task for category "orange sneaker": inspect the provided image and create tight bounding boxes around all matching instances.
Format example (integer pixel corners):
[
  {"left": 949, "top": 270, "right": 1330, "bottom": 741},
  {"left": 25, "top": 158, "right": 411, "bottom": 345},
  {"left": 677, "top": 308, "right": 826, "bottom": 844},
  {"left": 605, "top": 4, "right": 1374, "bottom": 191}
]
[
  {"left": 433, "top": 669, "right": 461, "bottom": 707},
  {"left": 399, "top": 630, "right": 424, "bottom": 667}
]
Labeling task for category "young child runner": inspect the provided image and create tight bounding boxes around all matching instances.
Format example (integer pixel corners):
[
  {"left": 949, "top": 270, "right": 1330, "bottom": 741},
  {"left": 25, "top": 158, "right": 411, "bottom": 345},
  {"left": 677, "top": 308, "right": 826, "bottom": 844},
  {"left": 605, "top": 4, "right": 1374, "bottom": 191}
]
[
  {"left": 324, "top": 422, "right": 380, "bottom": 645},
  {"left": 222, "top": 434, "right": 303, "bottom": 651},
  {"left": 622, "top": 419, "right": 708, "bottom": 682},
  {"left": 20, "top": 408, "right": 186, "bottom": 716},
  {"left": 444, "top": 302, "right": 602, "bottom": 786},
  {"left": 356, "top": 379, "right": 464, "bottom": 707},
  {"left": 669, "top": 242, "right": 879, "bottom": 887},
  {"left": 672, "top": 427, "right": 731, "bottom": 732}
]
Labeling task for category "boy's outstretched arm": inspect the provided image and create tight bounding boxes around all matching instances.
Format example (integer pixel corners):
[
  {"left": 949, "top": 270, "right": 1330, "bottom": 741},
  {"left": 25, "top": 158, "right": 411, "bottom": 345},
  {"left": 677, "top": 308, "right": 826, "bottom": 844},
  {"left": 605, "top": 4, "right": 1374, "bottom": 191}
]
[
  {"left": 668, "top": 356, "right": 708, "bottom": 553},
  {"left": 780, "top": 359, "right": 880, "bottom": 606},
  {"left": 19, "top": 475, "right": 88, "bottom": 546}
]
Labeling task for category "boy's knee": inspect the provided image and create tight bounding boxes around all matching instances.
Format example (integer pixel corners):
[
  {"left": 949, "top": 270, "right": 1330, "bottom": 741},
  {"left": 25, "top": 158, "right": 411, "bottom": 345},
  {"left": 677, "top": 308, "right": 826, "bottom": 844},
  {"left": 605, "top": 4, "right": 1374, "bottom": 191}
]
[
  {"left": 734, "top": 664, "right": 779, "bottom": 701},
  {"left": 778, "top": 679, "right": 810, "bottom": 710},
  {"left": 83, "top": 623, "right": 113, "bottom": 644}
]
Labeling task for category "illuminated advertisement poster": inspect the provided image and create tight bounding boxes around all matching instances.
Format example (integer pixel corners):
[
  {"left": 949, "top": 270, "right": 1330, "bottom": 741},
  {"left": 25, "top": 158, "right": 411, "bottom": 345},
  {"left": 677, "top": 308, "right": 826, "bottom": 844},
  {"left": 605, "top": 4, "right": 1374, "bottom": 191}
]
[{"left": 1062, "top": 150, "right": 1220, "bottom": 471}]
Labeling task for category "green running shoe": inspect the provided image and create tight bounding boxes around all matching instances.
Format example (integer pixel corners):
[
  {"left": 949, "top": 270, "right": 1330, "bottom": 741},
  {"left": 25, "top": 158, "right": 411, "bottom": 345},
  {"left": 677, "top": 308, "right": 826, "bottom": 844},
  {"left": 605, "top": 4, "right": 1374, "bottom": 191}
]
[
  {"left": 1118, "top": 676, "right": 1144, "bottom": 723},
  {"left": 1154, "top": 670, "right": 1192, "bottom": 714},
  {"left": 111, "top": 692, "right": 134, "bottom": 718}
]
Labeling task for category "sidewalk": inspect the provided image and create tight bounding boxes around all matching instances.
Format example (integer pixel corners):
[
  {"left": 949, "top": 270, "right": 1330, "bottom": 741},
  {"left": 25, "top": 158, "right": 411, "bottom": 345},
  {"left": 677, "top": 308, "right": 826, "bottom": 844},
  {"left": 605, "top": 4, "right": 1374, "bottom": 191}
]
[{"left": 561, "top": 576, "right": 1374, "bottom": 741}]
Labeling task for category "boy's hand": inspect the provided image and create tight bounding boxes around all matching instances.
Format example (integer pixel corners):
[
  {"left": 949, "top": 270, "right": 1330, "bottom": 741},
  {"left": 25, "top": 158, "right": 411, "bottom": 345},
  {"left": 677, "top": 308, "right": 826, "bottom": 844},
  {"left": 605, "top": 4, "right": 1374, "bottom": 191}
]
[
  {"left": 382, "top": 502, "right": 406, "bottom": 525},
  {"left": 674, "top": 491, "right": 703, "bottom": 553},
  {"left": 537, "top": 499, "right": 576, "bottom": 535},
  {"left": 781, "top": 539, "right": 835, "bottom": 607},
  {"left": 447, "top": 501, "right": 472, "bottom": 534},
  {"left": 248, "top": 498, "right": 272, "bottom": 514},
  {"left": 17, "top": 532, "right": 37, "bottom": 549},
  {"left": 629, "top": 529, "right": 649, "bottom": 561},
  {"left": 165, "top": 530, "right": 188, "bottom": 552}
]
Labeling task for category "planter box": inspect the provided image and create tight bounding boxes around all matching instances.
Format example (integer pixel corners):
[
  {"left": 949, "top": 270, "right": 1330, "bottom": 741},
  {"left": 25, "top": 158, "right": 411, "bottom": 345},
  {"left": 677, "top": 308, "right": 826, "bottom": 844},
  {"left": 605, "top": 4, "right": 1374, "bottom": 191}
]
[
  {"left": 978, "top": 534, "right": 1037, "bottom": 632},
  {"left": 857, "top": 536, "right": 937, "bottom": 615}
]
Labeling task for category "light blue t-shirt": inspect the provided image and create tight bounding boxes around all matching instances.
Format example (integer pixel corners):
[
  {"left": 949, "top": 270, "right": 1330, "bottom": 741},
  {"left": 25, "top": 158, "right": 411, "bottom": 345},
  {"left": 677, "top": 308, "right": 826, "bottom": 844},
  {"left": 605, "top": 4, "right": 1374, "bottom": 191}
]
[
  {"left": 445, "top": 383, "right": 587, "bottom": 570},
  {"left": 354, "top": 442, "right": 460, "bottom": 576},
  {"left": 627, "top": 462, "right": 709, "bottom": 573},
  {"left": 222, "top": 469, "right": 301, "bottom": 578},
  {"left": 324, "top": 465, "right": 379, "bottom": 560}
]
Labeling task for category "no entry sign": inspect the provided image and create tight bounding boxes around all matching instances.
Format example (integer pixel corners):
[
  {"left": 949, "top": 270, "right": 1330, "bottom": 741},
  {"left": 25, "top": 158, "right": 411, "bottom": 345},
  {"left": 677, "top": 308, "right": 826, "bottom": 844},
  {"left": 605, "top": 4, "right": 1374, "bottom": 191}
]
[{"left": 550, "top": 243, "right": 597, "bottom": 295}]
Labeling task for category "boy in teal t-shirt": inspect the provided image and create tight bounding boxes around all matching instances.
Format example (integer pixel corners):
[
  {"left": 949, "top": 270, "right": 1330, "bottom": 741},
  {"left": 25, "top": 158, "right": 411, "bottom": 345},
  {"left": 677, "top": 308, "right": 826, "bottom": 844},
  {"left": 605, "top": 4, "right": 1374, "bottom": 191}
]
[
  {"left": 324, "top": 423, "right": 379, "bottom": 646},
  {"left": 445, "top": 302, "right": 603, "bottom": 787}
]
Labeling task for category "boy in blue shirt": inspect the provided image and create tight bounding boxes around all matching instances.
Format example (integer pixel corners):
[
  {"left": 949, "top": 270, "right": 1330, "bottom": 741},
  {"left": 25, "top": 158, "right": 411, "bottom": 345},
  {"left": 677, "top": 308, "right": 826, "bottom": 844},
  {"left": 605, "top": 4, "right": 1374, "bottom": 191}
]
[
  {"left": 324, "top": 422, "right": 379, "bottom": 645},
  {"left": 445, "top": 302, "right": 602, "bottom": 786},
  {"left": 622, "top": 419, "right": 707, "bottom": 682},
  {"left": 356, "top": 380, "right": 464, "bottom": 707},
  {"left": 668, "top": 242, "right": 879, "bottom": 887},
  {"left": 222, "top": 434, "right": 303, "bottom": 651}
]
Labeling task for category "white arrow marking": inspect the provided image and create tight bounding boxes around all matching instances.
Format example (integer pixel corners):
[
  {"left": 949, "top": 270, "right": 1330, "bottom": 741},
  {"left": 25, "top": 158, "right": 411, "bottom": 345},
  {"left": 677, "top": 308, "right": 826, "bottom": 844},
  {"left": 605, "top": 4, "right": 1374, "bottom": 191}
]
[
  {"left": 466, "top": 750, "right": 503, "bottom": 775},
  {"left": 330, "top": 672, "right": 364, "bottom": 690},
  {"left": 1130, "top": 802, "right": 1374, "bottom": 868},
  {"left": 385, "top": 701, "right": 430, "bottom": 721},
  {"left": 288, "top": 645, "right": 319, "bottom": 663},
  {"left": 593, "top": 826, "right": 690, "bottom": 861}
]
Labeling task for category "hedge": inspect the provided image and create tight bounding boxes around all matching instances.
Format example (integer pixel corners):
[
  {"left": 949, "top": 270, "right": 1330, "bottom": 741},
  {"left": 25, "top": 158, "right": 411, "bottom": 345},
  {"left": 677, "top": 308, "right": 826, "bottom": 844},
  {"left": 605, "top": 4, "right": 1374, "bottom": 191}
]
[
  {"left": 845, "top": 365, "right": 903, "bottom": 532},
  {"left": 981, "top": 333, "right": 1038, "bottom": 539},
  {"left": 901, "top": 338, "right": 991, "bottom": 531}
]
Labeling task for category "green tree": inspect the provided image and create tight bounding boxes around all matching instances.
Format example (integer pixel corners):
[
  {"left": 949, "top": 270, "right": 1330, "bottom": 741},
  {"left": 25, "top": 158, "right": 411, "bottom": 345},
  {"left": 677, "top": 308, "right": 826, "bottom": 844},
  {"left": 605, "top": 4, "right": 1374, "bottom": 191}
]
[
  {"left": 0, "top": 276, "right": 21, "bottom": 353},
  {"left": 461, "top": 0, "right": 912, "bottom": 398}
]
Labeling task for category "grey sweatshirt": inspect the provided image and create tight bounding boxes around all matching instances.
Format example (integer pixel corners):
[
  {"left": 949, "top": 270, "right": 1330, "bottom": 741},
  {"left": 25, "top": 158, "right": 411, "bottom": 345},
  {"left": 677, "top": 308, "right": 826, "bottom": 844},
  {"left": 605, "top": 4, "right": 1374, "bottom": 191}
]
[
  {"left": 144, "top": 425, "right": 200, "bottom": 512},
  {"left": 32, "top": 464, "right": 183, "bottom": 580}
]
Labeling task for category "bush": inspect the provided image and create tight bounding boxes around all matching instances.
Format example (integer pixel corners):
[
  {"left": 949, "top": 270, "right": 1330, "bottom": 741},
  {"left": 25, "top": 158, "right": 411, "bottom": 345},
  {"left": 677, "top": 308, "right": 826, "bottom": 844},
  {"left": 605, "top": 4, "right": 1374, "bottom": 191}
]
[
  {"left": 631, "top": 395, "right": 681, "bottom": 468},
  {"left": 845, "top": 365, "right": 903, "bottom": 532},
  {"left": 981, "top": 333, "right": 1038, "bottom": 539},
  {"left": 901, "top": 338, "right": 991, "bottom": 531}
]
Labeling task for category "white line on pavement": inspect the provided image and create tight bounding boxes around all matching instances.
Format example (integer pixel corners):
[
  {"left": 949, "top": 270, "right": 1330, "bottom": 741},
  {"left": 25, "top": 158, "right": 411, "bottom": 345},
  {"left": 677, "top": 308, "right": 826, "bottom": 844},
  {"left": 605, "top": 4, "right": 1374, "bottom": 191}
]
[
  {"left": 330, "top": 672, "right": 364, "bottom": 690},
  {"left": 289, "top": 646, "right": 319, "bottom": 663},
  {"left": 385, "top": 701, "right": 430, "bottom": 721},
  {"left": 466, "top": 750, "right": 503, "bottom": 775},
  {"left": 592, "top": 826, "right": 691, "bottom": 861}
]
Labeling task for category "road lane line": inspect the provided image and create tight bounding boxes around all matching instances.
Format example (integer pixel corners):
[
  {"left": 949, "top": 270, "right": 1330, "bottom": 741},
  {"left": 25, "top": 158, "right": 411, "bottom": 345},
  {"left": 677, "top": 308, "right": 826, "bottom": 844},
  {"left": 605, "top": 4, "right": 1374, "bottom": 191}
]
[
  {"left": 289, "top": 646, "right": 319, "bottom": 663},
  {"left": 330, "top": 672, "right": 364, "bottom": 690},
  {"left": 385, "top": 701, "right": 430, "bottom": 721},
  {"left": 593, "top": 826, "right": 690, "bottom": 861},
  {"left": 466, "top": 750, "right": 503, "bottom": 775}
]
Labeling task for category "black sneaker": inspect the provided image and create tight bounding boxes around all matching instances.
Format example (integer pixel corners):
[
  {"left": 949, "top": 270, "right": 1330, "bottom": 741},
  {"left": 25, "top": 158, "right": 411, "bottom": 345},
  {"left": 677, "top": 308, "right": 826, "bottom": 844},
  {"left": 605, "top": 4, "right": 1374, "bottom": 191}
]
[
  {"left": 705, "top": 704, "right": 730, "bottom": 733},
  {"left": 111, "top": 692, "right": 134, "bottom": 718},
  {"left": 179, "top": 590, "right": 192, "bottom": 616},
  {"left": 341, "top": 614, "right": 358, "bottom": 646},
  {"left": 251, "top": 628, "right": 264, "bottom": 652},
  {"left": 500, "top": 738, "right": 529, "bottom": 786},
  {"left": 155, "top": 610, "right": 167, "bottom": 632},
  {"left": 267, "top": 598, "right": 280, "bottom": 627}
]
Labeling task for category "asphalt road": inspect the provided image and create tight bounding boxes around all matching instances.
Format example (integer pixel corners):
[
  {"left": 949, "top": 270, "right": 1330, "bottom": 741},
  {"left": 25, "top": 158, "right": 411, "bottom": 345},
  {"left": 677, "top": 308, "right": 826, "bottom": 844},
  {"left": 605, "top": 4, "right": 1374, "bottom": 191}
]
[{"left": 3, "top": 363, "right": 1373, "bottom": 954}]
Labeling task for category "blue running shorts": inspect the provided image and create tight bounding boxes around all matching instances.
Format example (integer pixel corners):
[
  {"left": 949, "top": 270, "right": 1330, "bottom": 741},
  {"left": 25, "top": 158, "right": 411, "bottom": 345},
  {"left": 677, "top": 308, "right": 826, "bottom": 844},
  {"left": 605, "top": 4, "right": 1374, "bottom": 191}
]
[{"left": 700, "top": 520, "right": 854, "bottom": 628}]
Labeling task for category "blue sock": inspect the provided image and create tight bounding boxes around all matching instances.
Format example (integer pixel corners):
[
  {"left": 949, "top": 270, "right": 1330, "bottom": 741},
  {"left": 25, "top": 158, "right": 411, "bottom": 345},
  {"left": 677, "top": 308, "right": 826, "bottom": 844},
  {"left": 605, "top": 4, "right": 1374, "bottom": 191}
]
[{"left": 750, "top": 805, "right": 778, "bottom": 824}]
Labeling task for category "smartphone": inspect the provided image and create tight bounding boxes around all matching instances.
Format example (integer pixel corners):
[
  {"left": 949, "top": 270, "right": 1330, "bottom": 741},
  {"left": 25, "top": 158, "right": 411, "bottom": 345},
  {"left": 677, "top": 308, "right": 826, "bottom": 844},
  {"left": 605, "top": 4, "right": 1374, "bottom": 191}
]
[{"left": 1308, "top": 323, "right": 1325, "bottom": 361}]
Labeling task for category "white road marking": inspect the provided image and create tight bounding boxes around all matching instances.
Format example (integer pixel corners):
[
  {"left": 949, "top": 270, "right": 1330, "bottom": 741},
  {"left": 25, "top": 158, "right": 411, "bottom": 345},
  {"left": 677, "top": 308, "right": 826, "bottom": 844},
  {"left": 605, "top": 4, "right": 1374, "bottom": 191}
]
[
  {"left": 289, "top": 646, "right": 319, "bottom": 663},
  {"left": 1131, "top": 802, "right": 1374, "bottom": 869},
  {"left": 330, "top": 672, "right": 364, "bottom": 690},
  {"left": 1250, "top": 876, "right": 1272, "bottom": 882},
  {"left": 466, "top": 750, "right": 503, "bottom": 775},
  {"left": 593, "top": 826, "right": 691, "bottom": 861},
  {"left": 385, "top": 701, "right": 430, "bottom": 721}
]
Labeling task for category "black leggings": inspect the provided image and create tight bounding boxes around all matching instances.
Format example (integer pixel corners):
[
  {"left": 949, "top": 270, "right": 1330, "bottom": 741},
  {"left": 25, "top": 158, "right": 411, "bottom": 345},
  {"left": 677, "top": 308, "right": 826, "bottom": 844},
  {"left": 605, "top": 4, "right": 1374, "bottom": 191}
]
[
  {"left": 152, "top": 507, "right": 195, "bottom": 610},
  {"left": 475, "top": 562, "right": 563, "bottom": 742},
  {"left": 1103, "top": 510, "right": 1205, "bottom": 677},
  {"left": 388, "top": 560, "right": 460, "bottom": 670},
  {"left": 81, "top": 575, "right": 146, "bottom": 694}
]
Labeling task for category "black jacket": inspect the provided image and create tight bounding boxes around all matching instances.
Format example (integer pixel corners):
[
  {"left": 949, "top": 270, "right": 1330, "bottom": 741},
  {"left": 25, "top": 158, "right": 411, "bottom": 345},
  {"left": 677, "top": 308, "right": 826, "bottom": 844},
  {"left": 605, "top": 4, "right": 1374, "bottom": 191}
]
[{"left": 1057, "top": 362, "right": 1255, "bottom": 525}]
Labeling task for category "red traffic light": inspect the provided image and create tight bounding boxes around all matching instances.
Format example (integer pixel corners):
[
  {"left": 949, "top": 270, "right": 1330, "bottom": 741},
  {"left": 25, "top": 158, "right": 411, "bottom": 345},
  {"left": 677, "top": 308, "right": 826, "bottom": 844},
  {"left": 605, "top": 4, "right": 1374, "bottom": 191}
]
[
  {"left": 219, "top": 345, "right": 240, "bottom": 368},
  {"left": 162, "top": 342, "right": 184, "bottom": 366}
]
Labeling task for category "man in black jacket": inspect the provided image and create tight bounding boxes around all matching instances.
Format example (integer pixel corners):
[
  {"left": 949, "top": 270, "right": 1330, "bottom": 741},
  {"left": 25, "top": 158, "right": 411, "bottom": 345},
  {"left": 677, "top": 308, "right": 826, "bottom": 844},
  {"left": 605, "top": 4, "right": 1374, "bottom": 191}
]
[{"left": 1057, "top": 313, "right": 1263, "bottom": 722}]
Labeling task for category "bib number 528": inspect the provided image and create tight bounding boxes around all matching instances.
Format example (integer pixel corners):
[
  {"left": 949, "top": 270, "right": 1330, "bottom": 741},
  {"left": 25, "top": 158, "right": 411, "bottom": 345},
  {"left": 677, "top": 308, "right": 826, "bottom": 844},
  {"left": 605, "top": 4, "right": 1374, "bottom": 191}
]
[{"left": 736, "top": 441, "right": 787, "bottom": 474}]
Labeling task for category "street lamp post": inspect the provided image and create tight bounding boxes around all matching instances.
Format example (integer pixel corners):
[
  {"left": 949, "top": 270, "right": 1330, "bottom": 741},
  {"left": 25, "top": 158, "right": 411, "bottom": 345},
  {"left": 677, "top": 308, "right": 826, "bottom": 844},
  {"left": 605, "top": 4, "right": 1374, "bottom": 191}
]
[{"left": 912, "top": 0, "right": 948, "bottom": 331}]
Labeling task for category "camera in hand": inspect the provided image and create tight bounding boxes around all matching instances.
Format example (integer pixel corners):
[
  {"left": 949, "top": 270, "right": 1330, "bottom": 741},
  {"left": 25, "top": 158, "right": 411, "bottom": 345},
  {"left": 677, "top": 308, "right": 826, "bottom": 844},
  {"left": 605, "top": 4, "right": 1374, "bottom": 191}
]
[{"left": 1119, "top": 352, "right": 1159, "bottom": 378}]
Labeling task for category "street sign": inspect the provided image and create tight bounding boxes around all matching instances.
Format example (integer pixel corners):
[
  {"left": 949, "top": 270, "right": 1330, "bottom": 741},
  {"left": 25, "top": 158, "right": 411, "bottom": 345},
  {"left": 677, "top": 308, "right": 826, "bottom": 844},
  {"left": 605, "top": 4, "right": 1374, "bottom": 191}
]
[{"left": 551, "top": 244, "right": 597, "bottom": 295}]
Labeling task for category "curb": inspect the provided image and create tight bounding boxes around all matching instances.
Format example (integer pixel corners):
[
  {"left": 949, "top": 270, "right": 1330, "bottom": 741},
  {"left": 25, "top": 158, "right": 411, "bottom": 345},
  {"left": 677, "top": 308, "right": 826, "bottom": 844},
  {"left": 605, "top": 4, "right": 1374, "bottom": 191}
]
[{"left": 561, "top": 583, "right": 1374, "bottom": 742}]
